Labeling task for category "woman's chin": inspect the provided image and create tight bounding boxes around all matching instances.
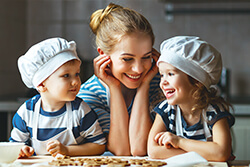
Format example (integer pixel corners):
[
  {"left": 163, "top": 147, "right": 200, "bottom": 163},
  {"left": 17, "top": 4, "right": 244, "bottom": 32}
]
[{"left": 122, "top": 82, "right": 139, "bottom": 90}]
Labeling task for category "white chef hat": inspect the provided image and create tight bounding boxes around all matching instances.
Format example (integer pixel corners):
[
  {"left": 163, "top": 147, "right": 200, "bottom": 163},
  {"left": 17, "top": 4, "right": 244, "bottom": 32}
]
[
  {"left": 18, "top": 37, "right": 81, "bottom": 89},
  {"left": 157, "top": 36, "right": 222, "bottom": 89}
]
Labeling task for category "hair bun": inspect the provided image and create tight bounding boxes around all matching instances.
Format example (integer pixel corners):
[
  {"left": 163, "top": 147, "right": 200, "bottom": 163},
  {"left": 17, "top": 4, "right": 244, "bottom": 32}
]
[{"left": 90, "top": 3, "right": 121, "bottom": 34}]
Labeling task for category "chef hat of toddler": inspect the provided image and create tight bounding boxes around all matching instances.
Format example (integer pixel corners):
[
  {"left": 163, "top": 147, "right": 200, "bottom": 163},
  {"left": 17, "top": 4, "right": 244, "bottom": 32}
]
[
  {"left": 18, "top": 37, "right": 81, "bottom": 89},
  {"left": 157, "top": 36, "right": 222, "bottom": 89}
]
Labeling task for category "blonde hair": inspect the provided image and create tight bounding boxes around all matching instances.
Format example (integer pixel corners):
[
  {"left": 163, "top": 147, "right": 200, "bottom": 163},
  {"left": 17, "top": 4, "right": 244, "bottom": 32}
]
[
  {"left": 188, "top": 77, "right": 232, "bottom": 113},
  {"left": 89, "top": 3, "right": 155, "bottom": 54}
]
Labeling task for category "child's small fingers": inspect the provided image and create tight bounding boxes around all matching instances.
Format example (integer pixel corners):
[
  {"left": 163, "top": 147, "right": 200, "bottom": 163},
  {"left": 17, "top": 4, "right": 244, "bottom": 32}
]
[
  {"left": 28, "top": 147, "right": 35, "bottom": 156},
  {"left": 18, "top": 150, "right": 25, "bottom": 158},
  {"left": 22, "top": 148, "right": 29, "bottom": 155},
  {"left": 154, "top": 132, "right": 164, "bottom": 140},
  {"left": 51, "top": 152, "right": 58, "bottom": 157},
  {"left": 154, "top": 133, "right": 160, "bottom": 142},
  {"left": 46, "top": 140, "right": 52, "bottom": 145},
  {"left": 165, "top": 143, "right": 172, "bottom": 149},
  {"left": 46, "top": 144, "right": 54, "bottom": 152},
  {"left": 46, "top": 140, "right": 58, "bottom": 150},
  {"left": 47, "top": 147, "right": 56, "bottom": 155},
  {"left": 158, "top": 135, "right": 165, "bottom": 146},
  {"left": 49, "top": 147, "right": 61, "bottom": 157}
]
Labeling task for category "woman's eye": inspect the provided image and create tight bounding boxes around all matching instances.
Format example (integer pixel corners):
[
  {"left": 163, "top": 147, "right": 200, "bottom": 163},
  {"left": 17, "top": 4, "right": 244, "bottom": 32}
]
[
  {"left": 142, "top": 55, "right": 151, "bottom": 59},
  {"left": 123, "top": 58, "right": 133, "bottom": 62}
]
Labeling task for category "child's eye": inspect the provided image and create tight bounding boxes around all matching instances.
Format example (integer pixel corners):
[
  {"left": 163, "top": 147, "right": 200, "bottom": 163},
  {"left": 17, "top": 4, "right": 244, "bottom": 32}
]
[
  {"left": 75, "top": 73, "right": 80, "bottom": 77},
  {"left": 62, "top": 74, "right": 69, "bottom": 78},
  {"left": 168, "top": 72, "right": 174, "bottom": 76}
]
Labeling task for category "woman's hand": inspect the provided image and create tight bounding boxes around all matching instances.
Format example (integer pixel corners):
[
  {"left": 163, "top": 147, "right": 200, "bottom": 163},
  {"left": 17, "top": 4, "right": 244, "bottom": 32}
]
[
  {"left": 140, "top": 48, "right": 160, "bottom": 86},
  {"left": 46, "top": 140, "right": 68, "bottom": 157},
  {"left": 18, "top": 145, "right": 34, "bottom": 158},
  {"left": 154, "top": 131, "right": 181, "bottom": 149},
  {"left": 93, "top": 54, "right": 120, "bottom": 87}
]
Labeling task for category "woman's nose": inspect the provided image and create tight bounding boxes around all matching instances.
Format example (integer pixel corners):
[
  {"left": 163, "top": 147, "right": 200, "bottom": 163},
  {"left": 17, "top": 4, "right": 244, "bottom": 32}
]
[{"left": 132, "top": 62, "right": 144, "bottom": 73}]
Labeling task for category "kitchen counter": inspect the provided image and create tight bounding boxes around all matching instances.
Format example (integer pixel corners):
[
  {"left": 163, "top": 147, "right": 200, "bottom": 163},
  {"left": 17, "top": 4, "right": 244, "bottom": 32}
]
[
  {"left": 0, "top": 100, "right": 24, "bottom": 140},
  {"left": 233, "top": 104, "right": 250, "bottom": 116},
  {"left": 229, "top": 96, "right": 250, "bottom": 105}
]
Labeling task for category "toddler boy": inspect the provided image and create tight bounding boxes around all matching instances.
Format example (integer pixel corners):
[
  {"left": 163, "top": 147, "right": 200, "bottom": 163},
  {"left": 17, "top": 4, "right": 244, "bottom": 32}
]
[{"left": 10, "top": 37, "right": 106, "bottom": 157}]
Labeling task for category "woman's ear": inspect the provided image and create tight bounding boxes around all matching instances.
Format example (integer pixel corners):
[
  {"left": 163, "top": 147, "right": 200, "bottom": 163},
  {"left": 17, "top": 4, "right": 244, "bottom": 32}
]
[
  {"left": 37, "top": 83, "right": 47, "bottom": 92},
  {"left": 97, "top": 47, "right": 104, "bottom": 55}
]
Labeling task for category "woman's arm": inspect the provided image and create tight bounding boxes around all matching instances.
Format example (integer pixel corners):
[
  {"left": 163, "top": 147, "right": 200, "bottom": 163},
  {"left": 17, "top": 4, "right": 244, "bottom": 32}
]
[
  {"left": 107, "top": 85, "right": 131, "bottom": 155},
  {"left": 129, "top": 48, "right": 160, "bottom": 156},
  {"left": 79, "top": 86, "right": 130, "bottom": 156},
  {"left": 93, "top": 54, "right": 131, "bottom": 155},
  {"left": 129, "top": 83, "right": 152, "bottom": 156},
  {"left": 148, "top": 114, "right": 186, "bottom": 159}
]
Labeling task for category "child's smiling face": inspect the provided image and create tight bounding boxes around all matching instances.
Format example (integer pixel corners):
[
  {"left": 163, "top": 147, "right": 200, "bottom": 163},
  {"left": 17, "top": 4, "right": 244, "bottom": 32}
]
[{"left": 158, "top": 62, "right": 196, "bottom": 106}]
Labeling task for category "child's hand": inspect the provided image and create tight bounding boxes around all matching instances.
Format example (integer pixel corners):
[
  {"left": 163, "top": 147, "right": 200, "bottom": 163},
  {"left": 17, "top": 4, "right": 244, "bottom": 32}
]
[
  {"left": 154, "top": 132, "right": 180, "bottom": 149},
  {"left": 46, "top": 140, "right": 68, "bottom": 157},
  {"left": 18, "top": 145, "right": 34, "bottom": 158}
]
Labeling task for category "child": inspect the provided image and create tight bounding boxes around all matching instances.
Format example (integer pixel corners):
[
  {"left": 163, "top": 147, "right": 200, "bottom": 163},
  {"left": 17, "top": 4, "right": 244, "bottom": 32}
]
[
  {"left": 147, "top": 36, "right": 235, "bottom": 161},
  {"left": 9, "top": 37, "right": 106, "bottom": 157}
]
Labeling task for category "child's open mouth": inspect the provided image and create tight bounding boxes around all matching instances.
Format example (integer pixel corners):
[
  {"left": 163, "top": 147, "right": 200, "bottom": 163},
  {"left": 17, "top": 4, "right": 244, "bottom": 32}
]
[{"left": 165, "top": 89, "right": 175, "bottom": 98}]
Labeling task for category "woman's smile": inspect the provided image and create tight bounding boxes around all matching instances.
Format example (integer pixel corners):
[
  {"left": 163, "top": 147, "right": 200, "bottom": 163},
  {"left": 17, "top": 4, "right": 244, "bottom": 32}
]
[{"left": 125, "top": 73, "right": 142, "bottom": 80}]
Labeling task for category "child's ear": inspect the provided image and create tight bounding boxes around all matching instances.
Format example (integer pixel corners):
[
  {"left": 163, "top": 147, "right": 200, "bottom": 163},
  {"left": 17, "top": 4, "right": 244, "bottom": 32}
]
[
  {"left": 36, "top": 83, "right": 47, "bottom": 92},
  {"left": 97, "top": 47, "right": 104, "bottom": 55}
]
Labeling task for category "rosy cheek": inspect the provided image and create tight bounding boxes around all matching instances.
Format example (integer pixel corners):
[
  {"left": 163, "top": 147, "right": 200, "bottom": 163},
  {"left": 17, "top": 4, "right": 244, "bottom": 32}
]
[{"left": 160, "top": 83, "right": 164, "bottom": 91}]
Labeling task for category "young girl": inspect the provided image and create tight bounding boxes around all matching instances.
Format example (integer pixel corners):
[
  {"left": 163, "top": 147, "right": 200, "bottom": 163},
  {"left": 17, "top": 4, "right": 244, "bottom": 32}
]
[
  {"left": 77, "top": 3, "right": 164, "bottom": 156},
  {"left": 147, "top": 36, "right": 235, "bottom": 161}
]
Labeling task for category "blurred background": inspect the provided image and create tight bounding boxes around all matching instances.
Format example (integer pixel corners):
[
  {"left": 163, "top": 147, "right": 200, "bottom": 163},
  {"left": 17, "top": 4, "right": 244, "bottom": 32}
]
[{"left": 0, "top": 0, "right": 250, "bottom": 160}]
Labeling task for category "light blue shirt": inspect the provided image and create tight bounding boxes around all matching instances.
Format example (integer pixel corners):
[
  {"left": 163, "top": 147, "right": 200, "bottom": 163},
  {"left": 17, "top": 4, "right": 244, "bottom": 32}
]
[{"left": 77, "top": 74, "right": 164, "bottom": 134}]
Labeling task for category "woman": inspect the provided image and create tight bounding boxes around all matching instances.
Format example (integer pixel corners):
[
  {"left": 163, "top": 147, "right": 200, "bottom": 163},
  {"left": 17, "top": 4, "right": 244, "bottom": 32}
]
[{"left": 77, "top": 3, "right": 164, "bottom": 156}]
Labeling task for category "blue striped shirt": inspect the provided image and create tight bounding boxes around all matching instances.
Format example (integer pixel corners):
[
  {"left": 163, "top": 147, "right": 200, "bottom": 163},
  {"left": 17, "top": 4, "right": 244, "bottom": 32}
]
[
  {"left": 9, "top": 94, "right": 106, "bottom": 145},
  {"left": 77, "top": 74, "right": 164, "bottom": 134},
  {"left": 154, "top": 99, "right": 235, "bottom": 141}
]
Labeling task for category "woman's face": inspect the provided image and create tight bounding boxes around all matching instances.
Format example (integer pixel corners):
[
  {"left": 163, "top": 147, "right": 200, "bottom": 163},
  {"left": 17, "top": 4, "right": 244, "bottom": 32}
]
[{"left": 109, "top": 33, "right": 153, "bottom": 89}]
